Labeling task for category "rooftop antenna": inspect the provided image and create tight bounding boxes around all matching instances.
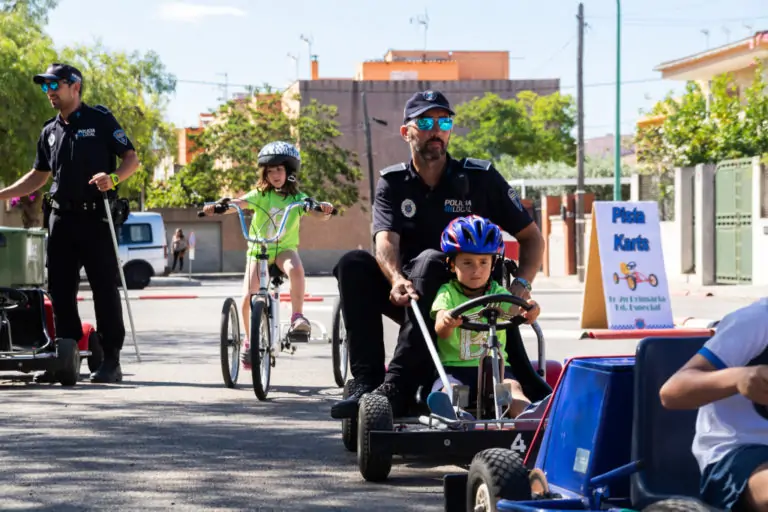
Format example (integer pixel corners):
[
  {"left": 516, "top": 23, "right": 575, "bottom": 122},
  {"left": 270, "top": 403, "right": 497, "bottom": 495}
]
[
  {"left": 287, "top": 53, "right": 299, "bottom": 82},
  {"left": 300, "top": 34, "right": 313, "bottom": 77},
  {"left": 722, "top": 25, "right": 731, "bottom": 43},
  {"left": 701, "top": 29, "right": 710, "bottom": 49},
  {"left": 744, "top": 23, "right": 753, "bottom": 36},
  {"left": 410, "top": 9, "right": 429, "bottom": 50},
  {"left": 216, "top": 72, "right": 229, "bottom": 103}
]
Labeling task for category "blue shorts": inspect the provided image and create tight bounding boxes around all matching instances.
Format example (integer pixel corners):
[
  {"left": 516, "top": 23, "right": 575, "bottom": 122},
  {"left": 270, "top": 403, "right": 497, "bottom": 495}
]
[
  {"left": 700, "top": 444, "right": 768, "bottom": 511},
  {"left": 431, "top": 366, "right": 515, "bottom": 398}
]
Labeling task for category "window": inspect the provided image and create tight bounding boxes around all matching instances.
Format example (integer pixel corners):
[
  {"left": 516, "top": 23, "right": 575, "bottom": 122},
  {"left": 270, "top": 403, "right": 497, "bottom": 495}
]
[{"left": 119, "top": 223, "right": 152, "bottom": 245}]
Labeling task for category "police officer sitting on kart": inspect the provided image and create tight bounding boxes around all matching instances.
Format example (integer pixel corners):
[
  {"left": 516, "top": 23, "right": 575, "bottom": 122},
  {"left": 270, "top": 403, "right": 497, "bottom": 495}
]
[
  {"left": 330, "top": 90, "right": 545, "bottom": 419},
  {"left": 0, "top": 63, "right": 140, "bottom": 384}
]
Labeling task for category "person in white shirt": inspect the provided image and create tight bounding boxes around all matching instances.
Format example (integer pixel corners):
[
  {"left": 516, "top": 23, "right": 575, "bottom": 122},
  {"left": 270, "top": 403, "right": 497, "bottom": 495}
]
[{"left": 660, "top": 299, "right": 768, "bottom": 511}]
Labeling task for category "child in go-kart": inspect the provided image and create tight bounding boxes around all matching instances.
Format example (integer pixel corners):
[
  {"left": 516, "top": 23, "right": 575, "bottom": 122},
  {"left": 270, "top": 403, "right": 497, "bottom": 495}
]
[
  {"left": 660, "top": 300, "right": 768, "bottom": 511},
  {"left": 430, "top": 215, "right": 541, "bottom": 418},
  {"left": 202, "top": 141, "right": 335, "bottom": 357}
]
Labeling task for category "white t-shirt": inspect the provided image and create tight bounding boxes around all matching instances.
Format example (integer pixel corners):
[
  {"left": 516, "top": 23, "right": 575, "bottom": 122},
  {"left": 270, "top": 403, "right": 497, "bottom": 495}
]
[{"left": 692, "top": 298, "right": 768, "bottom": 472}]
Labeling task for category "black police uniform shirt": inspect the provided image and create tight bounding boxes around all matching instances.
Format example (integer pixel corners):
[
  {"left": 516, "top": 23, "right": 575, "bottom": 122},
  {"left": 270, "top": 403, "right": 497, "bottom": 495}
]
[
  {"left": 372, "top": 154, "right": 533, "bottom": 267},
  {"left": 33, "top": 103, "right": 135, "bottom": 203}
]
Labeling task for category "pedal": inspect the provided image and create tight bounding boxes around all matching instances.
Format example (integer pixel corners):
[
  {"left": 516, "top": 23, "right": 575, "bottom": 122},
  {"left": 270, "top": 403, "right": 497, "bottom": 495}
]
[
  {"left": 287, "top": 331, "right": 310, "bottom": 344},
  {"left": 494, "top": 382, "right": 514, "bottom": 407},
  {"left": 452, "top": 384, "right": 470, "bottom": 409},
  {"left": 427, "top": 391, "right": 459, "bottom": 421}
]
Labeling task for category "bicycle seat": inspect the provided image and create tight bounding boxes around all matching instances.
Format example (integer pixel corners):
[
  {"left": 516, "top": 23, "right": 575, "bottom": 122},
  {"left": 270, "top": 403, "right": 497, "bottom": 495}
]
[{"left": 269, "top": 264, "right": 286, "bottom": 286}]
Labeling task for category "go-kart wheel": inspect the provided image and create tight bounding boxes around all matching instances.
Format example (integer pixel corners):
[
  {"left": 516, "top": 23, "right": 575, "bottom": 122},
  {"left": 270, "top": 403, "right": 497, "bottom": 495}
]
[
  {"left": 250, "top": 298, "right": 271, "bottom": 401},
  {"left": 86, "top": 331, "right": 104, "bottom": 373},
  {"left": 331, "top": 298, "right": 349, "bottom": 388},
  {"left": 357, "top": 393, "right": 393, "bottom": 482},
  {"left": 642, "top": 498, "right": 715, "bottom": 512},
  {"left": 467, "top": 448, "right": 531, "bottom": 512},
  {"left": 627, "top": 275, "right": 637, "bottom": 291},
  {"left": 220, "top": 297, "right": 242, "bottom": 388},
  {"left": 341, "top": 380, "right": 358, "bottom": 452},
  {"left": 649, "top": 274, "right": 659, "bottom": 287},
  {"left": 56, "top": 338, "right": 80, "bottom": 386},
  {"left": 613, "top": 272, "right": 619, "bottom": 284}
]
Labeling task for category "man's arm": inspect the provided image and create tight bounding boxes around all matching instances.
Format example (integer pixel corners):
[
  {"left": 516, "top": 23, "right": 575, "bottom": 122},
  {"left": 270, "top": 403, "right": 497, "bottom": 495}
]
[
  {"left": 113, "top": 150, "right": 140, "bottom": 184},
  {"left": 0, "top": 170, "right": 50, "bottom": 201},
  {"left": 102, "top": 107, "right": 140, "bottom": 184},
  {"left": 660, "top": 303, "right": 768, "bottom": 409},
  {"left": 375, "top": 231, "right": 406, "bottom": 285},
  {"left": 511, "top": 222, "right": 545, "bottom": 284},
  {"left": 372, "top": 177, "right": 405, "bottom": 285}
]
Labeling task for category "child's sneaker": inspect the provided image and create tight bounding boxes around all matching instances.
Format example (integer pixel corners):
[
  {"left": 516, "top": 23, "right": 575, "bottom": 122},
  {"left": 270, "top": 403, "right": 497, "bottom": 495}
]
[
  {"left": 241, "top": 336, "right": 252, "bottom": 371},
  {"left": 289, "top": 313, "right": 311, "bottom": 335}
]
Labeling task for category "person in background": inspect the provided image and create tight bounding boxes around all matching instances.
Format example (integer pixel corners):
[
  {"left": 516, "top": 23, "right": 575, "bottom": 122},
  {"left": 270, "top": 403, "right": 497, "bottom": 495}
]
[{"left": 171, "top": 228, "right": 187, "bottom": 272}]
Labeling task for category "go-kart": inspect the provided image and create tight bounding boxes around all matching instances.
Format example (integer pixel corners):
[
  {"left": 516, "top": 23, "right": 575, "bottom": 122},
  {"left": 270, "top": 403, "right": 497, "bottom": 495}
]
[
  {"left": 0, "top": 287, "right": 102, "bottom": 385},
  {"left": 444, "top": 334, "right": 722, "bottom": 512},
  {"left": 351, "top": 292, "right": 563, "bottom": 482},
  {"left": 613, "top": 261, "right": 658, "bottom": 291}
]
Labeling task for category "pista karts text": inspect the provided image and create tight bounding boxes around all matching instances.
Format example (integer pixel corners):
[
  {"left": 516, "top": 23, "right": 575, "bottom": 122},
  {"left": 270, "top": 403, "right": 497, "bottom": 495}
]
[
  {"left": 444, "top": 333, "right": 731, "bottom": 512},
  {"left": 342, "top": 291, "right": 563, "bottom": 482}
]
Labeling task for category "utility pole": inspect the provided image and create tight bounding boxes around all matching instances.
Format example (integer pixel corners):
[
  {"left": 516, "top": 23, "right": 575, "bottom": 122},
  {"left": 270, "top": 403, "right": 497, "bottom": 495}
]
[
  {"left": 362, "top": 91, "right": 376, "bottom": 252},
  {"left": 576, "top": 3, "right": 586, "bottom": 282}
]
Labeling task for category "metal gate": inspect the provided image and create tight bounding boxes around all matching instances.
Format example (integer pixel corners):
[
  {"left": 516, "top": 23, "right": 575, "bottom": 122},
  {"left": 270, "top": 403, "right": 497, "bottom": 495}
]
[{"left": 715, "top": 158, "right": 753, "bottom": 284}]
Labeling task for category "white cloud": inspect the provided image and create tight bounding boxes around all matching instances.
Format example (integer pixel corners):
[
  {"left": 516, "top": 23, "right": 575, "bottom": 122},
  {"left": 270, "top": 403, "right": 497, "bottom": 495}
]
[{"left": 156, "top": 2, "right": 247, "bottom": 22}]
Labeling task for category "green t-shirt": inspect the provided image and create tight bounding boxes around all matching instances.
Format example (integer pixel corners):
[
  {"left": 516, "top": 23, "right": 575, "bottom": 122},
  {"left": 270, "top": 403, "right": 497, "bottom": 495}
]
[
  {"left": 241, "top": 189, "right": 308, "bottom": 261},
  {"left": 430, "top": 280, "right": 512, "bottom": 367}
]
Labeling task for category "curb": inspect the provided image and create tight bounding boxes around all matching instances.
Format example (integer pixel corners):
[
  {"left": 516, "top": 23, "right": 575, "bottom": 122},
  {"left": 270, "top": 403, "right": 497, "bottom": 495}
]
[
  {"left": 674, "top": 316, "right": 720, "bottom": 328},
  {"left": 76, "top": 294, "right": 326, "bottom": 302}
]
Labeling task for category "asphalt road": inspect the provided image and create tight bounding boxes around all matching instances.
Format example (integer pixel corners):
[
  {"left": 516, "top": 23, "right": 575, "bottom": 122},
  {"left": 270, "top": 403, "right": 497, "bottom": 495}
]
[{"left": 0, "top": 277, "right": 756, "bottom": 511}]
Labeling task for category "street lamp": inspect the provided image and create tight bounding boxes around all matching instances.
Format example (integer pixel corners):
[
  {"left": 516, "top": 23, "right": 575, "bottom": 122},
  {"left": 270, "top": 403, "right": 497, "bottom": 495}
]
[{"left": 614, "top": 0, "right": 622, "bottom": 201}]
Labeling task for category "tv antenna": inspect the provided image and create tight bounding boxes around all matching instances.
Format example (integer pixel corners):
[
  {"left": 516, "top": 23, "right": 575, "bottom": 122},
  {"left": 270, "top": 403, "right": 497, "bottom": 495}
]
[
  {"left": 701, "top": 29, "right": 710, "bottom": 49},
  {"left": 217, "top": 72, "right": 229, "bottom": 103},
  {"left": 287, "top": 53, "right": 299, "bottom": 82},
  {"left": 410, "top": 9, "right": 429, "bottom": 50},
  {"left": 300, "top": 34, "right": 313, "bottom": 77}
]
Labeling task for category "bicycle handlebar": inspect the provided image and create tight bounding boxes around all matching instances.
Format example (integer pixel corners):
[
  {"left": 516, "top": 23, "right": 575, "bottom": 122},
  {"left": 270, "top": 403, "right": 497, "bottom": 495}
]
[{"left": 197, "top": 197, "right": 338, "bottom": 245}]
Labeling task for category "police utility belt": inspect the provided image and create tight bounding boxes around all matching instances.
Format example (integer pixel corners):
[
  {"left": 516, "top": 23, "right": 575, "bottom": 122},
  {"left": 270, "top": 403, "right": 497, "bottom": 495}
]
[{"left": 50, "top": 198, "right": 110, "bottom": 212}]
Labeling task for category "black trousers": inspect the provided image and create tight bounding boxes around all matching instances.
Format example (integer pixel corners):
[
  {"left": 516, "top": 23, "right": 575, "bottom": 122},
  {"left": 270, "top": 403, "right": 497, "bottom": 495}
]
[
  {"left": 47, "top": 210, "right": 125, "bottom": 359},
  {"left": 333, "top": 249, "right": 523, "bottom": 395}
]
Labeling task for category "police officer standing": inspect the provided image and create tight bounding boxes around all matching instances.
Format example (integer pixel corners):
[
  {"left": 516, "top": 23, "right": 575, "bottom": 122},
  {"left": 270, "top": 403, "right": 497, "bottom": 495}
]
[
  {"left": 0, "top": 63, "right": 140, "bottom": 383},
  {"left": 331, "top": 90, "right": 545, "bottom": 419}
]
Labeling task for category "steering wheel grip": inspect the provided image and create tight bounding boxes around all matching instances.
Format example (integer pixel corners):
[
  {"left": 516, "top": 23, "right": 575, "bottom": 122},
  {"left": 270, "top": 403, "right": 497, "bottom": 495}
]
[
  {"left": 448, "top": 293, "right": 532, "bottom": 332},
  {"left": 0, "top": 287, "right": 29, "bottom": 310}
]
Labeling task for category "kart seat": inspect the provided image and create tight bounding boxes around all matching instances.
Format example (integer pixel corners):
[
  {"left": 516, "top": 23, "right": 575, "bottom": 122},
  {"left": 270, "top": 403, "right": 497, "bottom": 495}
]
[
  {"left": 631, "top": 335, "right": 711, "bottom": 509},
  {"left": 0, "top": 289, "right": 50, "bottom": 351}
]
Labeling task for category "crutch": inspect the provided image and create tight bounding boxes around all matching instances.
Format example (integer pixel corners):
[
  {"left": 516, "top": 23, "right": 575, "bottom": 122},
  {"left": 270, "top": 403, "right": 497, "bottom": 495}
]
[{"left": 102, "top": 192, "right": 141, "bottom": 362}]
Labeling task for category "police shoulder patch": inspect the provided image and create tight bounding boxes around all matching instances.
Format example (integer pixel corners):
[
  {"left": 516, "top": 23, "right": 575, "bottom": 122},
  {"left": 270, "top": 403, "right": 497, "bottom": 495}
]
[
  {"left": 379, "top": 162, "right": 408, "bottom": 176},
  {"left": 92, "top": 104, "right": 112, "bottom": 115},
  {"left": 463, "top": 158, "right": 492, "bottom": 171}
]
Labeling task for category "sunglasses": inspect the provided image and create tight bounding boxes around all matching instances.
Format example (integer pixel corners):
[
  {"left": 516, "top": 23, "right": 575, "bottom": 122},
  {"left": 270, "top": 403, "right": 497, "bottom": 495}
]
[
  {"left": 412, "top": 117, "right": 453, "bottom": 131},
  {"left": 40, "top": 79, "right": 77, "bottom": 93}
]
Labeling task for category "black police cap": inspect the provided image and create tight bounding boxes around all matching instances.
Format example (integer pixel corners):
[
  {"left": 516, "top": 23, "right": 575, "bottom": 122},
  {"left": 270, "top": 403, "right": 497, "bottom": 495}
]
[
  {"left": 33, "top": 63, "right": 83, "bottom": 85},
  {"left": 403, "top": 90, "right": 456, "bottom": 124}
]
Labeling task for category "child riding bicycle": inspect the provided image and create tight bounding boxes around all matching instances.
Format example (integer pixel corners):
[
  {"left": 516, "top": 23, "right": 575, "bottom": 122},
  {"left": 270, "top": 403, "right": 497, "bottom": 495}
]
[
  {"left": 431, "top": 215, "right": 541, "bottom": 418},
  {"left": 202, "top": 141, "right": 335, "bottom": 358}
]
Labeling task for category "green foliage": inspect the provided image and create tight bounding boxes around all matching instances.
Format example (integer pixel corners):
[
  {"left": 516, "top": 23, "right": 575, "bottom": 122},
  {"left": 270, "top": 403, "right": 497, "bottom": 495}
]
[
  {"left": 449, "top": 91, "right": 576, "bottom": 166},
  {"left": 635, "top": 61, "right": 768, "bottom": 173},
  {"left": 147, "top": 92, "right": 362, "bottom": 211}
]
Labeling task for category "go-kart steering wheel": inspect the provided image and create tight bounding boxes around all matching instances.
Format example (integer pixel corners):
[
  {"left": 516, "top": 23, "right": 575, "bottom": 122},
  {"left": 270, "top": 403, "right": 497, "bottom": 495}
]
[
  {"left": 0, "top": 287, "right": 29, "bottom": 311},
  {"left": 448, "top": 293, "right": 533, "bottom": 331}
]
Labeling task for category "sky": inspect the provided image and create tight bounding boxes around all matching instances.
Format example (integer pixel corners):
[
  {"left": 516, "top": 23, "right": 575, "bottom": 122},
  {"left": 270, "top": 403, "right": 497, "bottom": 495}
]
[{"left": 43, "top": 0, "right": 767, "bottom": 140}]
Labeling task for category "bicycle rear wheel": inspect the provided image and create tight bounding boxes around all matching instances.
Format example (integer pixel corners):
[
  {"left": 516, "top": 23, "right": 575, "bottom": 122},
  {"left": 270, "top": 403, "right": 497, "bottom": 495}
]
[
  {"left": 250, "top": 297, "right": 272, "bottom": 400},
  {"left": 331, "top": 298, "right": 349, "bottom": 387}
]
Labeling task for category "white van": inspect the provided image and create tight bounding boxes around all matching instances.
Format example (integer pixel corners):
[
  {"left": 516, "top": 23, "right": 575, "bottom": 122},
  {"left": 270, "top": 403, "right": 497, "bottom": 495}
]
[{"left": 78, "top": 211, "right": 168, "bottom": 290}]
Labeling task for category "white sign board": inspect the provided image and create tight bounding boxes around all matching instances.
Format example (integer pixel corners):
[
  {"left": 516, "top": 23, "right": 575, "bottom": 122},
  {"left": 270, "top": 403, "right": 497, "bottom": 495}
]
[
  {"left": 592, "top": 201, "right": 674, "bottom": 329},
  {"left": 188, "top": 231, "right": 196, "bottom": 248}
]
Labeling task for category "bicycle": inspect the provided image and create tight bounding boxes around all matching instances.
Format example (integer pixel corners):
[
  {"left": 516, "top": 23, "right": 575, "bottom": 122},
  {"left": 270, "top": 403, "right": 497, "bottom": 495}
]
[{"left": 198, "top": 196, "right": 337, "bottom": 400}]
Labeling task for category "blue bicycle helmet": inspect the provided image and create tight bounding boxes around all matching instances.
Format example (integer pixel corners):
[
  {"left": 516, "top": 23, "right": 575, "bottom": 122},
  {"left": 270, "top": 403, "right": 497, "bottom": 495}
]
[
  {"left": 257, "top": 141, "right": 301, "bottom": 175},
  {"left": 440, "top": 215, "right": 504, "bottom": 256}
]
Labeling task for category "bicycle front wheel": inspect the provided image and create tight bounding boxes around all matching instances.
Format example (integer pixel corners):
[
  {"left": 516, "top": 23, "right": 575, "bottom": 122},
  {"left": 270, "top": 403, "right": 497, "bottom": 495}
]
[
  {"left": 250, "top": 297, "right": 272, "bottom": 400},
  {"left": 220, "top": 297, "right": 241, "bottom": 388}
]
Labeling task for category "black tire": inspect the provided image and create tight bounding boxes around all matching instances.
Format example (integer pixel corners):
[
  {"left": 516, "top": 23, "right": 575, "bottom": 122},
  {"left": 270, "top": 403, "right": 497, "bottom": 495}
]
[
  {"left": 250, "top": 298, "right": 271, "bottom": 401},
  {"left": 56, "top": 338, "right": 80, "bottom": 387},
  {"left": 466, "top": 448, "right": 531, "bottom": 512},
  {"left": 86, "top": 331, "right": 104, "bottom": 373},
  {"left": 331, "top": 298, "right": 348, "bottom": 388},
  {"left": 643, "top": 498, "right": 715, "bottom": 512},
  {"left": 341, "top": 380, "right": 358, "bottom": 452},
  {"left": 357, "top": 393, "right": 393, "bottom": 482},
  {"left": 220, "top": 298, "right": 241, "bottom": 388},
  {"left": 123, "top": 262, "right": 152, "bottom": 290}
]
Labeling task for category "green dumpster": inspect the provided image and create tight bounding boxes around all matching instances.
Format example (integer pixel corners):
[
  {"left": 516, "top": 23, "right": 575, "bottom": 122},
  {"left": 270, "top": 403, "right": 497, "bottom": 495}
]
[{"left": 0, "top": 227, "right": 46, "bottom": 288}]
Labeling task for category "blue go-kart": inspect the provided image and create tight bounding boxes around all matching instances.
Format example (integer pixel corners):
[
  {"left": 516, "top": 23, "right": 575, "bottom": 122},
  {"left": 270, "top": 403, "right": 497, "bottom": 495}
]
[
  {"left": 443, "top": 334, "right": 726, "bottom": 512},
  {"left": 353, "top": 292, "right": 563, "bottom": 482}
]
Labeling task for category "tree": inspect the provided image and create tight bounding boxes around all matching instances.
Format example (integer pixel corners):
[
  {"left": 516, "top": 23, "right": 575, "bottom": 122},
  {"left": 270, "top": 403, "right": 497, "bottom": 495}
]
[
  {"left": 0, "top": 0, "right": 58, "bottom": 23},
  {"left": 0, "top": 8, "right": 57, "bottom": 187},
  {"left": 147, "top": 92, "right": 362, "bottom": 211},
  {"left": 57, "top": 43, "right": 178, "bottom": 206},
  {"left": 449, "top": 91, "right": 576, "bottom": 166}
]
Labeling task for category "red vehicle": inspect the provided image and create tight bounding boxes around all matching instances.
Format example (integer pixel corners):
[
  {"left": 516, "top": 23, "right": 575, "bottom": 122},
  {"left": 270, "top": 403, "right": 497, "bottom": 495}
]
[{"left": 613, "top": 261, "right": 659, "bottom": 291}]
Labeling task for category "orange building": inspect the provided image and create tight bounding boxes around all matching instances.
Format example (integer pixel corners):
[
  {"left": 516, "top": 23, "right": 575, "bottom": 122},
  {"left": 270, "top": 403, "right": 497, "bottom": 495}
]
[{"left": 354, "top": 50, "right": 510, "bottom": 81}]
